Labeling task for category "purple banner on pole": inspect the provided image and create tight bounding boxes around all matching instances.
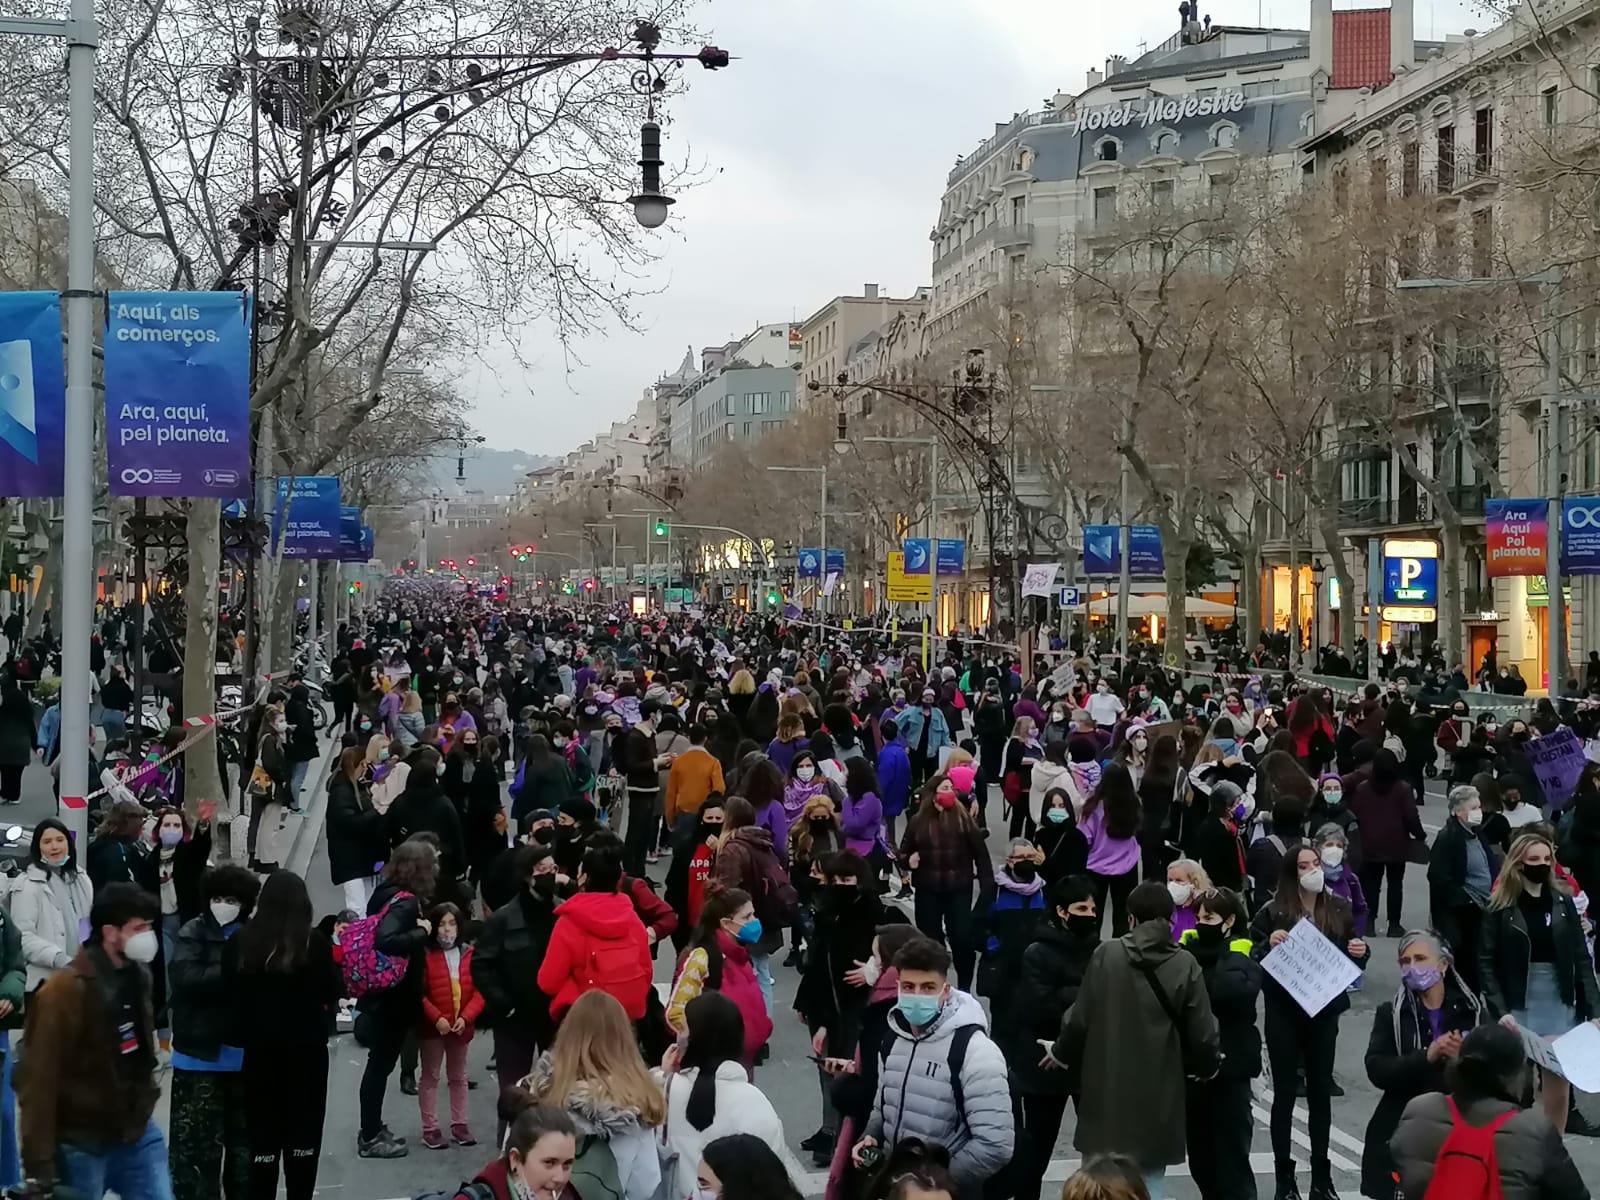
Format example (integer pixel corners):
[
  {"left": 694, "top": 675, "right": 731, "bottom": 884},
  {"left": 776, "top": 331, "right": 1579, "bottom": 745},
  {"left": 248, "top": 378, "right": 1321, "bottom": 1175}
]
[
  {"left": 1528, "top": 726, "right": 1586, "bottom": 810},
  {"left": 104, "top": 291, "right": 251, "bottom": 498},
  {"left": 0, "top": 292, "right": 65, "bottom": 498}
]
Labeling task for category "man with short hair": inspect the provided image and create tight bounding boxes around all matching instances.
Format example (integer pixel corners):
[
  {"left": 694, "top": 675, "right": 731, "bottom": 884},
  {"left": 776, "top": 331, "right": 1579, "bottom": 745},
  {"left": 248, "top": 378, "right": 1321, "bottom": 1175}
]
[
  {"left": 536, "top": 845, "right": 652, "bottom": 1020},
  {"left": 1050, "top": 881, "right": 1218, "bottom": 1200},
  {"left": 665, "top": 723, "right": 724, "bottom": 844},
  {"left": 853, "top": 937, "right": 1012, "bottom": 1193},
  {"left": 20, "top": 882, "right": 171, "bottom": 1199},
  {"left": 611, "top": 698, "right": 674, "bottom": 877}
]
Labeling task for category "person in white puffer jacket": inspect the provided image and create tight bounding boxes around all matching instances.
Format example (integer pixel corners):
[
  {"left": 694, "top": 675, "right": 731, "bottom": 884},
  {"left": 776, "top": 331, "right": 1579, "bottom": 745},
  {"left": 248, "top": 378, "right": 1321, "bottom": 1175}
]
[
  {"left": 653, "top": 993, "right": 807, "bottom": 1200},
  {"left": 9, "top": 819, "right": 93, "bottom": 991},
  {"left": 854, "top": 937, "right": 1013, "bottom": 1192}
]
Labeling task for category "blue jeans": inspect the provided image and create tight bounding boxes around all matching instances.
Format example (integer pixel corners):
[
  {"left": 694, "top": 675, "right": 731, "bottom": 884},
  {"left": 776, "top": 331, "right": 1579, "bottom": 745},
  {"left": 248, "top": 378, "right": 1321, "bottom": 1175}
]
[
  {"left": 750, "top": 952, "right": 773, "bottom": 1015},
  {"left": 287, "top": 759, "right": 310, "bottom": 810},
  {"left": 1143, "top": 1167, "right": 1166, "bottom": 1200},
  {"left": 0, "top": 1038, "right": 17, "bottom": 1189},
  {"left": 59, "top": 1119, "right": 174, "bottom": 1200},
  {"left": 101, "top": 710, "right": 126, "bottom": 744}
]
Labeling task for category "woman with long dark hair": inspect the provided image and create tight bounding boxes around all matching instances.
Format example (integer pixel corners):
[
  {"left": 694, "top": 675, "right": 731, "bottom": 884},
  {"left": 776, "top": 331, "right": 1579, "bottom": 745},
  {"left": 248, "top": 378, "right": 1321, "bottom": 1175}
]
[
  {"left": 737, "top": 754, "right": 789, "bottom": 851},
  {"left": 1136, "top": 734, "right": 1181, "bottom": 879},
  {"left": 225, "top": 870, "right": 340, "bottom": 1200},
  {"left": 1080, "top": 763, "right": 1141, "bottom": 937},
  {"left": 10, "top": 818, "right": 92, "bottom": 992},
  {"left": 657, "top": 994, "right": 807, "bottom": 1198},
  {"left": 698, "top": 1133, "right": 806, "bottom": 1200},
  {"left": 665, "top": 888, "right": 772, "bottom": 1064},
  {"left": 1249, "top": 845, "right": 1368, "bottom": 1199},
  {"left": 898, "top": 773, "right": 993, "bottom": 989}
]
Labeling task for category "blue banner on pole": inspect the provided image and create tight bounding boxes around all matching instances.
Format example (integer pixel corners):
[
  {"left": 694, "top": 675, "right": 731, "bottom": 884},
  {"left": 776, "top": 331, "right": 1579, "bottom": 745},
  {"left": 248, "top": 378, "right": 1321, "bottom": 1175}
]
[
  {"left": 902, "top": 538, "right": 931, "bottom": 575},
  {"left": 338, "top": 506, "right": 363, "bottom": 561},
  {"left": 825, "top": 548, "right": 845, "bottom": 575},
  {"left": 1083, "top": 525, "right": 1119, "bottom": 576},
  {"left": 936, "top": 539, "right": 966, "bottom": 576},
  {"left": 0, "top": 292, "right": 65, "bottom": 498},
  {"left": 1129, "top": 525, "right": 1164, "bottom": 577},
  {"left": 798, "top": 548, "right": 821, "bottom": 578},
  {"left": 1564, "top": 496, "right": 1600, "bottom": 575},
  {"left": 359, "top": 525, "right": 374, "bottom": 562},
  {"left": 274, "top": 476, "right": 342, "bottom": 559},
  {"left": 104, "top": 291, "right": 251, "bottom": 498}
]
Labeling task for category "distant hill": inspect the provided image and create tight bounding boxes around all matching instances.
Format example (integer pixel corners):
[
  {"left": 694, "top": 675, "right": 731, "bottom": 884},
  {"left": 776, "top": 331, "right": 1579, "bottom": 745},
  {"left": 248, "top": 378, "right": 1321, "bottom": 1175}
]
[{"left": 427, "top": 447, "right": 554, "bottom": 494}]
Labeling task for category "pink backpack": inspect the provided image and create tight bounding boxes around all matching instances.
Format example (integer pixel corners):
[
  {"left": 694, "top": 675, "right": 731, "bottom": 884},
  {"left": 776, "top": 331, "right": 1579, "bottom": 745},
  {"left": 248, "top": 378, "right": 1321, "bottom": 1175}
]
[{"left": 340, "top": 890, "right": 414, "bottom": 997}]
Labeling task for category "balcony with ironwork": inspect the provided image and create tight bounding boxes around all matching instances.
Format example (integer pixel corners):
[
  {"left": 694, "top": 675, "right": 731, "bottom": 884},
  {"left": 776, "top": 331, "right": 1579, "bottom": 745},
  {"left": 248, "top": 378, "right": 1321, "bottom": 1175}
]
[{"left": 993, "top": 222, "right": 1034, "bottom": 251}]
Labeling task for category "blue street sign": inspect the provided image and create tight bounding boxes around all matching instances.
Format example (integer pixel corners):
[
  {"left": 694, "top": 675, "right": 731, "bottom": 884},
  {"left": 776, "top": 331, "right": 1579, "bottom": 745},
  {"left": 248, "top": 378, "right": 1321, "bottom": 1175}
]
[
  {"left": 1058, "top": 586, "right": 1082, "bottom": 607},
  {"left": 902, "top": 538, "right": 931, "bottom": 574},
  {"left": 798, "top": 548, "right": 821, "bottom": 578}
]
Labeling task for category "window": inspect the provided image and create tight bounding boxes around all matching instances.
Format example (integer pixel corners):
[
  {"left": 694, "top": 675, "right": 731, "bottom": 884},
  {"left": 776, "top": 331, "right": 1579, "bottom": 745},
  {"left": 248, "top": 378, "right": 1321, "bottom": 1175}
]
[
  {"left": 1212, "top": 122, "right": 1239, "bottom": 149},
  {"left": 1096, "top": 138, "right": 1119, "bottom": 162},
  {"left": 1401, "top": 142, "right": 1419, "bottom": 197},
  {"left": 1543, "top": 85, "right": 1559, "bottom": 131},
  {"left": 779, "top": 390, "right": 792, "bottom": 411},
  {"left": 748, "top": 392, "right": 770, "bottom": 414},
  {"left": 1091, "top": 246, "right": 1114, "bottom": 267},
  {"left": 1370, "top": 157, "right": 1387, "bottom": 207},
  {"left": 1093, "top": 186, "right": 1118, "bottom": 226},
  {"left": 725, "top": 395, "right": 738, "bottom": 416},
  {"left": 1011, "top": 196, "right": 1026, "bottom": 224},
  {"left": 742, "top": 422, "right": 752, "bottom": 439},
  {"left": 1474, "top": 106, "right": 1493, "bottom": 175},
  {"left": 1152, "top": 128, "right": 1180, "bottom": 155},
  {"left": 1207, "top": 172, "right": 1234, "bottom": 207},
  {"left": 1333, "top": 166, "right": 1349, "bottom": 209},
  {"left": 1472, "top": 208, "right": 1493, "bottom": 275},
  {"left": 1151, "top": 178, "right": 1175, "bottom": 209},
  {"left": 1436, "top": 124, "right": 1455, "bottom": 190}
]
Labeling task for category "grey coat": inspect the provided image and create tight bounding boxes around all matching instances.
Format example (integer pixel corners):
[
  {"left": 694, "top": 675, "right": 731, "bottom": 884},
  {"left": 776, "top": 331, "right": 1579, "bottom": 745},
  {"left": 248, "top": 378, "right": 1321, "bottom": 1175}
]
[
  {"left": 1390, "top": 1091, "right": 1589, "bottom": 1200},
  {"left": 866, "top": 989, "right": 1013, "bottom": 1189},
  {"left": 1053, "top": 919, "right": 1220, "bottom": 1167}
]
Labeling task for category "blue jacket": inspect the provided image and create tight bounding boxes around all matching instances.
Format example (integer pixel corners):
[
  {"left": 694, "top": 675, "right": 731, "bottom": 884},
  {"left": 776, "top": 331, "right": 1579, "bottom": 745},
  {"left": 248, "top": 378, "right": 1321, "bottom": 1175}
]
[
  {"left": 877, "top": 741, "right": 912, "bottom": 816},
  {"left": 896, "top": 706, "right": 952, "bottom": 760},
  {"left": 36, "top": 704, "right": 59, "bottom": 761}
]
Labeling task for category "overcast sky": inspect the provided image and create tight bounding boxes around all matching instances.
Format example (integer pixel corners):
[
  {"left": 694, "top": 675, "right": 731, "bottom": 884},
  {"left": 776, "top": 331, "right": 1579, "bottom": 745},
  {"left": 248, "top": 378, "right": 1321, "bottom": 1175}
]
[{"left": 466, "top": 0, "right": 1481, "bottom": 458}]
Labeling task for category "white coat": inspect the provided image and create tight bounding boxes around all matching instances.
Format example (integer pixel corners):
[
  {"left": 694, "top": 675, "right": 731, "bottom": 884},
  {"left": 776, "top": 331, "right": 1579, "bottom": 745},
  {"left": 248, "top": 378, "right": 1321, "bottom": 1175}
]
[
  {"left": 652, "top": 1063, "right": 808, "bottom": 1200},
  {"left": 9, "top": 862, "right": 92, "bottom": 990}
]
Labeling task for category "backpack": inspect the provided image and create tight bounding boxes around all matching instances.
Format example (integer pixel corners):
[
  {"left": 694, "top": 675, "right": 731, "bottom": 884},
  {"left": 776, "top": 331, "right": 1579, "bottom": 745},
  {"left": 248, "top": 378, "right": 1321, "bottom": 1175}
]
[
  {"left": 1421, "top": 1098, "right": 1515, "bottom": 1200},
  {"left": 582, "top": 930, "right": 651, "bottom": 1001},
  {"left": 340, "top": 891, "right": 414, "bottom": 998},
  {"left": 879, "top": 1022, "right": 981, "bottom": 1138},
  {"left": 569, "top": 1133, "right": 623, "bottom": 1200},
  {"left": 751, "top": 844, "right": 798, "bottom": 928}
]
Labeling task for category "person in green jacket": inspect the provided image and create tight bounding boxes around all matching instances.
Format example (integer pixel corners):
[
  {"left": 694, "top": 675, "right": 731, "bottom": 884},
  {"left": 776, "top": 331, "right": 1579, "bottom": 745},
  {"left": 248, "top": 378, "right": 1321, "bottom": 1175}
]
[{"left": 0, "top": 894, "right": 30, "bottom": 1188}]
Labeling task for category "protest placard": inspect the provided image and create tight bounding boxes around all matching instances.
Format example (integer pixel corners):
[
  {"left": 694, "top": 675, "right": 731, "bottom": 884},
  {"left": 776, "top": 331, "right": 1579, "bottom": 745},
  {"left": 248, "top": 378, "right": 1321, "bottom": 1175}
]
[
  {"left": 1259, "top": 918, "right": 1362, "bottom": 1017},
  {"left": 1528, "top": 727, "right": 1586, "bottom": 808},
  {"left": 1511, "top": 1018, "right": 1600, "bottom": 1091}
]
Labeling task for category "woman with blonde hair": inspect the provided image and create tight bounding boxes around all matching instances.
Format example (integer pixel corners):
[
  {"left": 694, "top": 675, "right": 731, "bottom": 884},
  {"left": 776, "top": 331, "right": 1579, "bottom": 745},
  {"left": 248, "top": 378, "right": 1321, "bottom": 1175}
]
[
  {"left": 726, "top": 670, "right": 757, "bottom": 738},
  {"left": 1163, "top": 857, "right": 1212, "bottom": 941},
  {"left": 1479, "top": 830, "right": 1599, "bottom": 1132},
  {"left": 1060, "top": 1154, "right": 1150, "bottom": 1200},
  {"left": 518, "top": 990, "right": 665, "bottom": 1200}
]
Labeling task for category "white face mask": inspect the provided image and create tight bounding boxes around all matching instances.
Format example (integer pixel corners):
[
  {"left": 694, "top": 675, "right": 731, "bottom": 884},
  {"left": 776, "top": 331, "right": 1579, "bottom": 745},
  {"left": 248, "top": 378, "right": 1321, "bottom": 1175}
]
[
  {"left": 796, "top": 765, "right": 816, "bottom": 782},
  {"left": 1299, "top": 868, "right": 1326, "bottom": 895},
  {"left": 1320, "top": 846, "right": 1345, "bottom": 869},
  {"left": 1167, "top": 880, "right": 1194, "bottom": 906},
  {"left": 209, "top": 901, "right": 241, "bottom": 926},
  {"left": 437, "top": 933, "right": 456, "bottom": 949},
  {"left": 1465, "top": 807, "right": 1484, "bottom": 826},
  {"left": 123, "top": 929, "right": 160, "bottom": 964}
]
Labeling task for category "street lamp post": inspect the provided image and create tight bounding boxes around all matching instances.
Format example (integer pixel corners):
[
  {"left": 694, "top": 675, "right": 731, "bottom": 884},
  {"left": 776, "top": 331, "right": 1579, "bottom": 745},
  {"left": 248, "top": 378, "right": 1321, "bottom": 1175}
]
[
  {"left": 768, "top": 466, "right": 827, "bottom": 614},
  {"left": 864, "top": 436, "right": 938, "bottom": 667},
  {"left": 1398, "top": 271, "right": 1563, "bottom": 693},
  {"left": 585, "top": 523, "right": 619, "bottom": 605}
]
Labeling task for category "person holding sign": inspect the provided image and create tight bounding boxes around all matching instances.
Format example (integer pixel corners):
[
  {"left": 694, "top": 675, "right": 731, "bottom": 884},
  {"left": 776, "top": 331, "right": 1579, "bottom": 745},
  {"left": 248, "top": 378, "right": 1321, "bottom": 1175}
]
[
  {"left": 1358, "top": 931, "right": 1486, "bottom": 1200},
  {"left": 1249, "top": 846, "right": 1368, "bottom": 1200},
  {"left": 1478, "top": 831, "right": 1599, "bottom": 1135}
]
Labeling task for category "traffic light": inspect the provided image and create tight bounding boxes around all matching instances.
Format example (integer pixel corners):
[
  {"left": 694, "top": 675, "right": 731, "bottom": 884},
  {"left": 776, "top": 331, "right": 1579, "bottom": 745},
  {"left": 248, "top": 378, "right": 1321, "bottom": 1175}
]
[
  {"left": 766, "top": 589, "right": 780, "bottom": 606},
  {"left": 466, "top": 557, "right": 476, "bottom": 566},
  {"left": 582, "top": 578, "right": 596, "bottom": 591},
  {"left": 653, "top": 520, "right": 668, "bottom": 537},
  {"left": 517, "top": 553, "right": 528, "bottom": 562},
  {"left": 524, "top": 544, "right": 536, "bottom": 554}
]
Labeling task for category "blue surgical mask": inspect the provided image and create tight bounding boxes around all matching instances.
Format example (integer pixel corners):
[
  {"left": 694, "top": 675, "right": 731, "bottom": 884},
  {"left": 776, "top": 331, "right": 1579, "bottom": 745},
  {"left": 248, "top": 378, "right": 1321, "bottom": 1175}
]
[
  {"left": 896, "top": 993, "right": 942, "bottom": 1027},
  {"left": 1045, "top": 807, "right": 1069, "bottom": 824},
  {"left": 734, "top": 918, "right": 763, "bottom": 945}
]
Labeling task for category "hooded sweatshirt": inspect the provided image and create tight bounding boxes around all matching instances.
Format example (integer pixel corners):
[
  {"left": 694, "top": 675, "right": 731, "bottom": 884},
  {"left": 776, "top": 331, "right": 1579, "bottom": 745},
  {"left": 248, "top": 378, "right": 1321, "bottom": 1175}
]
[
  {"left": 866, "top": 989, "right": 1014, "bottom": 1189},
  {"left": 536, "top": 891, "right": 653, "bottom": 1020},
  {"left": 520, "top": 1053, "right": 661, "bottom": 1200}
]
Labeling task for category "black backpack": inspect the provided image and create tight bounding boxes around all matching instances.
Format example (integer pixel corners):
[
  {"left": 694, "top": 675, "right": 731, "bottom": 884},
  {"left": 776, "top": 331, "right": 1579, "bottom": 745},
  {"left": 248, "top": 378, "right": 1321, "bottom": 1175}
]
[{"left": 878, "top": 1023, "right": 981, "bottom": 1137}]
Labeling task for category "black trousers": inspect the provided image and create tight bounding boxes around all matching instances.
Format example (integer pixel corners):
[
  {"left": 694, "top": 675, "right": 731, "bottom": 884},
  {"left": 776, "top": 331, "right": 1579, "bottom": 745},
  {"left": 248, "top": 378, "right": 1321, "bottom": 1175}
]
[
  {"left": 244, "top": 1044, "right": 328, "bottom": 1200},
  {"left": 359, "top": 1018, "right": 407, "bottom": 1140},
  {"left": 622, "top": 788, "right": 659, "bottom": 879},
  {"left": 1357, "top": 860, "right": 1406, "bottom": 929},
  {"left": 910, "top": 753, "right": 936, "bottom": 794},
  {"left": 1008, "top": 793, "right": 1035, "bottom": 840},
  {"left": 1088, "top": 866, "right": 1138, "bottom": 939},
  {"left": 169, "top": 1069, "right": 251, "bottom": 1200},
  {"left": 1140, "top": 833, "right": 1174, "bottom": 882},
  {"left": 1011, "top": 1090, "right": 1071, "bottom": 1200},
  {"left": 1187, "top": 1076, "right": 1257, "bottom": 1200},
  {"left": 1264, "top": 998, "right": 1341, "bottom": 1170},
  {"left": 913, "top": 884, "right": 975, "bottom": 990},
  {"left": 0, "top": 765, "right": 22, "bottom": 803}
]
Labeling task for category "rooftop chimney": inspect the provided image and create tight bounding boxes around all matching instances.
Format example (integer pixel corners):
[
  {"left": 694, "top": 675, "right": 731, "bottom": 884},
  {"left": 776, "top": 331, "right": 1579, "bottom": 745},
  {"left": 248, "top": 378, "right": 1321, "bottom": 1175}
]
[
  {"left": 863, "top": 283, "right": 879, "bottom": 299},
  {"left": 1105, "top": 55, "right": 1128, "bottom": 78},
  {"left": 1310, "top": 0, "right": 1333, "bottom": 81},
  {"left": 1085, "top": 67, "right": 1103, "bottom": 90},
  {"left": 1390, "top": 0, "right": 1415, "bottom": 73}
]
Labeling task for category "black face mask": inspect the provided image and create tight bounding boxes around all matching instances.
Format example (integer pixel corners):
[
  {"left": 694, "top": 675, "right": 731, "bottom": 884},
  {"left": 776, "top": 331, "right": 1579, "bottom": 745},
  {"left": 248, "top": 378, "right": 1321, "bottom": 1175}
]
[
  {"left": 531, "top": 826, "right": 555, "bottom": 846},
  {"left": 1192, "top": 922, "right": 1230, "bottom": 949},
  {"left": 530, "top": 874, "right": 557, "bottom": 897},
  {"left": 1064, "top": 913, "right": 1099, "bottom": 940},
  {"left": 555, "top": 825, "right": 582, "bottom": 845},
  {"left": 1011, "top": 863, "right": 1037, "bottom": 883},
  {"left": 1523, "top": 863, "right": 1552, "bottom": 886}
]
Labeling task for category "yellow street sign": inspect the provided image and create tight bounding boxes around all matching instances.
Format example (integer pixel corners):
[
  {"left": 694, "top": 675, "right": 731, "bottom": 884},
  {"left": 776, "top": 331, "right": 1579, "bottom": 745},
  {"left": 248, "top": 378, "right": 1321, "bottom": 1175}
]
[{"left": 887, "top": 551, "right": 932, "bottom": 602}]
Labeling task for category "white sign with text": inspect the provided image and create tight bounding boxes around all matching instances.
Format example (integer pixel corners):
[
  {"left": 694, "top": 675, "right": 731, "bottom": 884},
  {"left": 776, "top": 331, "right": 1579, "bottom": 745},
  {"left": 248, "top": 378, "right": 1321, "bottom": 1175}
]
[{"left": 1260, "top": 918, "right": 1361, "bottom": 1017}]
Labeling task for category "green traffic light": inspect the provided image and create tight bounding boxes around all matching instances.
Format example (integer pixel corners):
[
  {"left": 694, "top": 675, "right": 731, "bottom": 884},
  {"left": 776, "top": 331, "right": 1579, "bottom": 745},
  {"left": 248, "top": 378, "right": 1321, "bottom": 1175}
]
[{"left": 654, "top": 521, "right": 668, "bottom": 537}]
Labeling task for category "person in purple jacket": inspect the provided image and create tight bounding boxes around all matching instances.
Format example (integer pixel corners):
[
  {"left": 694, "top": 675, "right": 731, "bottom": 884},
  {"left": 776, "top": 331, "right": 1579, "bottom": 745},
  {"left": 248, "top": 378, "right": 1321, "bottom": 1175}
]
[
  {"left": 1312, "top": 822, "right": 1369, "bottom": 937},
  {"left": 1080, "top": 762, "right": 1143, "bottom": 937},
  {"left": 840, "top": 758, "right": 884, "bottom": 859},
  {"left": 766, "top": 712, "right": 809, "bottom": 779},
  {"left": 739, "top": 755, "right": 790, "bottom": 857}
]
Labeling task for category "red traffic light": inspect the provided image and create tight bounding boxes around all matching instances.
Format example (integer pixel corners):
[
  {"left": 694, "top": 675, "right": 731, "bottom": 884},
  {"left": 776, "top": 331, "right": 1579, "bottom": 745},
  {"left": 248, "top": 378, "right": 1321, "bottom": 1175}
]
[
  {"left": 466, "top": 557, "right": 477, "bottom": 566},
  {"left": 582, "top": 578, "right": 596, "bottom": 591},
  {"left": 525, "top": 544, "right": 536, "bottom": 554}
]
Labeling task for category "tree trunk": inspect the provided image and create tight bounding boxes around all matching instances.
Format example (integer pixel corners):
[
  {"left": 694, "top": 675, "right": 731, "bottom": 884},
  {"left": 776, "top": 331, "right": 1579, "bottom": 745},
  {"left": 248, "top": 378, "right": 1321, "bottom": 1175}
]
[
  {"left": 181, "top": 501, "right": 226, "bottom": 842},
  {"left": 1288, "top": 524, "right": 1302, "bottom": 670},
  {"left": 268, "top": 564, "right": 298, "bottom": 677},
  {"left": 1319, "top": 511, "right": 1357, "bottom": 653},
  {"left": 1440, "top": 515, "right": 1464, "bottom": 673},
  {"left": 1164, "top": 529, "right": 1189, "bottom": 667},
  {"left": 1240, "top": 534, "right": 1263, "bottom": 655}
]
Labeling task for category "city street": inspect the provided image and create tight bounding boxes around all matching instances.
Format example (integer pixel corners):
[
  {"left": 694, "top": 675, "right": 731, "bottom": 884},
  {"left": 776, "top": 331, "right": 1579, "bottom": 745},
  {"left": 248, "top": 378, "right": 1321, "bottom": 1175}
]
[{"left": 273, "top": 763, "right": 1600, "bottom": 1200}]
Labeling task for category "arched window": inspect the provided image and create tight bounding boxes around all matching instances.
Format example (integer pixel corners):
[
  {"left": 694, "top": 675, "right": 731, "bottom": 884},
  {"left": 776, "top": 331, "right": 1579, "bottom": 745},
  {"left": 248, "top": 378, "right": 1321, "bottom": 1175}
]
[
  {"left": 1151, "top": 128, "right": 1180, "bottom": 155},
  {"left": 1212, "top": 122, "right": 1239, "bottom": 149},
  {"left": 1095, "top": 137, "right": 1120, "bottom": 162}
]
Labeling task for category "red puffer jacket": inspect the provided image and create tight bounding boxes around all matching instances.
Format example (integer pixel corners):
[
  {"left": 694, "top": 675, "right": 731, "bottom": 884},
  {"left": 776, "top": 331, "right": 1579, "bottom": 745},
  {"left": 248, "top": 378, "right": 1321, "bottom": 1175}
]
[
  {"left": 536, "top": 891, "right": 653, "bottom": 1020},
  {"left": 419, "top": 946, "right": 486, "bottom": 1035}
]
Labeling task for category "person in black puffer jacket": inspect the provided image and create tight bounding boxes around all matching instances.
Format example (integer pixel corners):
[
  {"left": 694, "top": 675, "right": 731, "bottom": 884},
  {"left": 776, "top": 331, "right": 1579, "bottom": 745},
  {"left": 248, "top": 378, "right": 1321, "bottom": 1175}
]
[
  {"left": 327, "top": 747, "right": 390, "bottom": 915},
  {"left": 385, "top": 747, "right": 467, "bottom": 906},
  {"left": 354, "top": 839, "right": 436, "bottom": 1159},
  {"left": 168, "top": 865, "right": 261, "bottom": 1200},
  {"left": 1005, "top": 875, "right": 1100, "bottom": 1200},
  {"left": 1178, "top": 887, "right": 1263, "bottom": 1200}
]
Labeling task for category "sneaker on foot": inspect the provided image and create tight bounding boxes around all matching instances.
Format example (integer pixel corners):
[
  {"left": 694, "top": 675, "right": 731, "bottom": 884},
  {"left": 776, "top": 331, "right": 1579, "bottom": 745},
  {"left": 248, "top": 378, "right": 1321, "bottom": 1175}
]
[
  {"left": 1328, "top": 1078, "right": 1345, "bottom": 1098},
  {"left": 358, "top": 1131, "right": 408, "bottom": 1159},
  {"left": 452, "top": 1126, "right": 477, "bottom": 1147},
  {"left": 421, "top": 1129, "right": 447, "bottom": 1150},
  {"left": 800, "top": 1129, "right": 830, "bottom": 1153}
]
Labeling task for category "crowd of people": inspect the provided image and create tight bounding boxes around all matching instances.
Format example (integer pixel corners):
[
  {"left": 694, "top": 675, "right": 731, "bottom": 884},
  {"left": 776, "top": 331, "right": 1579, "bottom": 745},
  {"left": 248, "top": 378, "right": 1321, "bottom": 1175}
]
[{"left": 0, "top": 595, "right": 1595, "bottom": 1200}]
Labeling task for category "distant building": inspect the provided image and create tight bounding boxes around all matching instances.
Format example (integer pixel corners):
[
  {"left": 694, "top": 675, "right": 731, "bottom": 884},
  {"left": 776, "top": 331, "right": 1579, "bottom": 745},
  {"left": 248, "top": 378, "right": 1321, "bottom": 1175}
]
[
  {"left": 662, "top": 322, "right": 802, "bottom": 472},
  {"left": 797, "top": 285, "right": 930, "bottom": 392}
]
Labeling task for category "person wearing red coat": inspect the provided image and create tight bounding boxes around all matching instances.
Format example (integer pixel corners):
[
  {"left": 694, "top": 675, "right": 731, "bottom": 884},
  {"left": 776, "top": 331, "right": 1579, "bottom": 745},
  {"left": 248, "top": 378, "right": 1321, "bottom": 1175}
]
[
  {"left": 535, "top": 846, "right": 653, "bottom": 1021},
  {"left": 418, "top": 905, "right": 486, "bottom": 1149}
]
